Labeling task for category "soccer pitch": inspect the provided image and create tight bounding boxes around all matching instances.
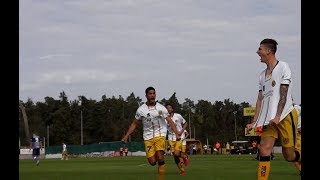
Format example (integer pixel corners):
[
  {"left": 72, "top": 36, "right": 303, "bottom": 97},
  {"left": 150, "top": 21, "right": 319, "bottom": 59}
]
[{"left": 19, "top": 154, "right": 300, "bottom": 180}]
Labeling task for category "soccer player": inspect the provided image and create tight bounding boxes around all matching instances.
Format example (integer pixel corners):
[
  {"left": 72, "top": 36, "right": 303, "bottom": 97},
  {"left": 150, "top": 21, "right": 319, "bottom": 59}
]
[
  {"left": 293, "top": 103, "right": 301, "bottom": 173},
  {"left": 246, "top": 38, "right": 300, "bottom": 180},
  {"left": 30, "top": 133, "right": 43, "bottom": 166},
  {"left": 121, "top": 86, "right": 181, "bottom": 180},
  {"left": 181, "top": 130, "right": 189, "bottom": 165},
  {"left": 165, "top": 103, "right": 189, "bottom": 175},
  {"left": 61, "top": 143, "right": 68, "bottom": 160}
]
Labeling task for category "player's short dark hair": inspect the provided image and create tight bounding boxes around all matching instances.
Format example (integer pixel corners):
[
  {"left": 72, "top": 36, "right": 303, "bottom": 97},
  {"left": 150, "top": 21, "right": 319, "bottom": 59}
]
[
  {"left": 165, "top": 102, "right": 173, "bottom": 108},
  {"left": 260, "top": 38, "right": 278, "bottom": 54},
  {"left": 145, "top": 86, "right": 155, "bottom": 95}
]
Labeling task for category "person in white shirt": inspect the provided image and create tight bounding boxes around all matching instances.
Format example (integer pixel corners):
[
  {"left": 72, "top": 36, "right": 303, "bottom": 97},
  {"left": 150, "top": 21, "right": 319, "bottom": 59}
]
[
  {"left": 121, "top": 86, "right": 181, "bottom": 180},
  {"left": 203, "top": 144, "right": 208, "bottom": 154},
  {"left": 166, "top": 103, "right": 189, "bottom": 175},
  {"left": 61, "top": 143, "right": 68, "bottom": 160},
  {"left": 246, "top": 39, "right": 300, "bottom": 179}
]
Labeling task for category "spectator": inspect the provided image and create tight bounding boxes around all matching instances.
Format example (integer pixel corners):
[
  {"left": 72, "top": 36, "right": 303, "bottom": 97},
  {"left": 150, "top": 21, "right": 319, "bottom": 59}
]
[
  {"left": 203, "top": 144, "right": 208, "bottom": 154},
  {"left": 189, "top": 143, "right": 194, "bottom": 155},
  {"left": 124, "top": 147, "right": 129, "bottom": 156},
  {"left": 209, "top": 145, "right": 214, "bottom": 155},
  {"left": 192, "top": 143, "right": 197, "bottom": 155},
  {"left": 120, "top": 146, "right": 124, "bottom": 156},
  {"left": 226, "top": 142, "right": 230, "bottom": 154},
  {"left": 215, "top": 142, "right": 221, "bottom": 154}
]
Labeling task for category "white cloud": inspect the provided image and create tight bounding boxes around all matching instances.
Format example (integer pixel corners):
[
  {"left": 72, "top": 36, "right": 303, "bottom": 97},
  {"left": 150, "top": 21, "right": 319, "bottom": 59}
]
[{"left": 19, "top": 0, "right": 301, "bottom": 105}]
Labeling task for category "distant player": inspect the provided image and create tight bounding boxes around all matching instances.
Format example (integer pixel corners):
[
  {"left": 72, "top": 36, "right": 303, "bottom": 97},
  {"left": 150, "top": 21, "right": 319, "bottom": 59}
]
[
  {"left": 30, "top": 133, "right": 43, "bottom": 166},
  {"left": 166, "top": 103, "right": 189, "bottom": 175},
  {"left": 61, "top": 143, "right": 68, "bottom": 160}
]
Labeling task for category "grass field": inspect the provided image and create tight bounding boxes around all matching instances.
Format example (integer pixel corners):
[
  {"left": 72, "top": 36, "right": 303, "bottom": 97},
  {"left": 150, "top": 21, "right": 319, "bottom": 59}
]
[{"left": 19, "top": 154, "right": 300, "bottom": 180}]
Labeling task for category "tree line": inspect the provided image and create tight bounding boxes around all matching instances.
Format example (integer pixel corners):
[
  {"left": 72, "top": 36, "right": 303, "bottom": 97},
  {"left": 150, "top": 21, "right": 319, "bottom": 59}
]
[{"left": 19, "top": 91, "right": 253, "bottom": 147}]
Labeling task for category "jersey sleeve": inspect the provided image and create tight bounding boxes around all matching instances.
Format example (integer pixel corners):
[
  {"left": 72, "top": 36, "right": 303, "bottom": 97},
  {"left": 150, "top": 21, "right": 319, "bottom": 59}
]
[
  {"left": 178, "top": 114, "right": 186, "bottom": 124},
  {"left": 161, "top": 106, "right": 169, "bottom": 119},
  {"left": 135, "top": 108, "right": 142, "bottom": 121},
  {"left": 281, "top": 62, "right": 292, "bottom": 85}
]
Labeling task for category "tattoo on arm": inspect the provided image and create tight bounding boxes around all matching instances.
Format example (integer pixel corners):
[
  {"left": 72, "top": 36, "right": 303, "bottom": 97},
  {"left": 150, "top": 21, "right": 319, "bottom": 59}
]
[{"left": 276, "top": 84, "right": 289, "bottom": 116}]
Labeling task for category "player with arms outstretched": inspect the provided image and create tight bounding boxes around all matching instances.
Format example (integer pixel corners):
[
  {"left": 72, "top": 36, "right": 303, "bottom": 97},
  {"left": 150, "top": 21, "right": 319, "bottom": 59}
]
[{"left": 121, "top": 86, "right": 181, "bottom": 180}]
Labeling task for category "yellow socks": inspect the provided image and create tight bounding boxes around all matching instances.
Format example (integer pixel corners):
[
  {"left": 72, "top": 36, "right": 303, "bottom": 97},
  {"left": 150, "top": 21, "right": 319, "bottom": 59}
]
[
  {"left": 293, "top": 162, "right": 301, "bottom": 172},
  {"left": 293, "top": 150, "right": 301, "bottom": 173},
  {"left": 158, "top": 164, "right": 165, "bottom": 180},
  {"left": 257, "top": 156, "right": 271, "bottom": 180}
]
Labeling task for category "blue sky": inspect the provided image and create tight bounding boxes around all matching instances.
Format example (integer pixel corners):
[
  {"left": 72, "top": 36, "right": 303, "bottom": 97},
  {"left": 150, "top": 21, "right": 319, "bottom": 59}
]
[{"left": 19, "top": 0, "right": 301, "bottom": 105}]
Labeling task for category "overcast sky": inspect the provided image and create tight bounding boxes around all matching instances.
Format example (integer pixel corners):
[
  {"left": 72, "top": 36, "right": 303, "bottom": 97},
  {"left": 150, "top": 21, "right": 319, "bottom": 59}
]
[{"left": 19, "top": 0, "right": 301, "bottom": 106}]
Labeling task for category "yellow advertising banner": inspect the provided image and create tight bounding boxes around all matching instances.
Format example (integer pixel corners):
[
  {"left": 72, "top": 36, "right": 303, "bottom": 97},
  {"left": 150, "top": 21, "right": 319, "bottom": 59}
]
[
  {"left": 243, "top": 107, "right": 256, "bottom": 116},
  {"left": 244, "top": 128, "right": 256, "bottom": 136}
]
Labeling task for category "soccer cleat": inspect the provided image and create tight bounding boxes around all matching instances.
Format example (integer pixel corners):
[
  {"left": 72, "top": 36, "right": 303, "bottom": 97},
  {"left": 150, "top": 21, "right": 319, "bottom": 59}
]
[
  {"left": 183, "top": 157, "right": 189, "bottom": 166},
  {"left": 180, "top": 169, "right": 186, "bottom": 175},
  {"left": 36, "top": 160, "right": 40, "bottom": 166}
]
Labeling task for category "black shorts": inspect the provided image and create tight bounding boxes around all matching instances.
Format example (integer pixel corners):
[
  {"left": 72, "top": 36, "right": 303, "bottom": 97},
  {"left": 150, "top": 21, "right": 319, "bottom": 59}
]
[{"left": 33, "top": 148, "right": 40, "bottom": 156}]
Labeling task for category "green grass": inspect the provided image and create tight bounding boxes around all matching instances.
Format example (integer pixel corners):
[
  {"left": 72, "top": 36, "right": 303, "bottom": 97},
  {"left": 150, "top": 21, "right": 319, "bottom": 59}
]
[{"left": 19, "top": 154, "right": 300, "bottom": 180}]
